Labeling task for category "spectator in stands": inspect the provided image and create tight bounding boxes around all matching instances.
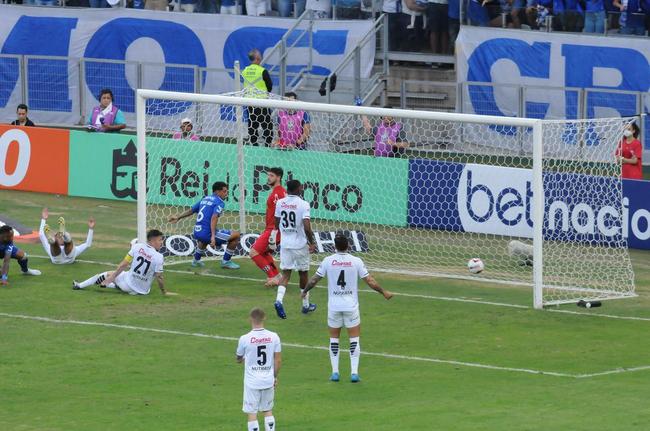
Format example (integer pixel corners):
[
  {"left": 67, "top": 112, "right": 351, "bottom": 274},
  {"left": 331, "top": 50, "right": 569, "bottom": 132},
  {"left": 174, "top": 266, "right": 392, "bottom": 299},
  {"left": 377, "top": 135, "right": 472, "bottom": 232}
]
[
  {"left": 583, "top": 0, "right": 606, "bottom": 32},
  {"left": 428, "top": 0, "right": 450, "bottom": 54},
  {"left": 242, "top": 49, "right": 274, "bottom": 147},
  {"left": 11, "top": 104, "right": 35, "bottom": 127},
  {"left": 87, "top": 89, "right": 126, "bottom": 133},
  {"left": 614, "top": 0, "right": 646, "bottom": 34},
  {"left": 170, "top": 0, "right": 197, "bottom": 11},
  {"left": 469, "top": 0, "right": 492, "bottom": 25},
  {"left": 383, "top": 0, "right": 405, "bottom": 50},
  {"left": 89, "top": 0, "right": 110, "bottom": 6},
  {"left": 402, "top": 0, "right": 427, "bottom": 53},
  {"left": 616, "top": 122, "right": 643, "bottom": 179},
  {"left": 335, "top": 0, "right": 363, "bottom": 18},
  {"left": 362, "top": 107, "right": 409, "bottom": 157},
  {"left": 307, "top": 0, "right": 332, "bottom": 18},
  {"left": 173, "top": 118, "right": 201, "bottom": 141},
  {"left": 448, "top": 0, "right": 460, "bottom": 52},
  {"left": 360, "top": 0, "right": 382, "bottom": 17},
  {"left": 645, "top": 0, "right": 650, "bottom": 34},
  {"left": 553, "top": 0, "right": 583, "bottom": 31},
  {"left": 197, "top": 0, "right": 218, "bottom": 12},
  {"left": 247, "top": 0, "right": 268, "bottom": 14},
  {"left": 144, "top": 0, "right": 168, "bottom": 9},
  {"left": 274, "top": 92, "right": 311, "bottom": 150},
  {"left": 221, "top": 0, "right": 242, "bottom": 12}
]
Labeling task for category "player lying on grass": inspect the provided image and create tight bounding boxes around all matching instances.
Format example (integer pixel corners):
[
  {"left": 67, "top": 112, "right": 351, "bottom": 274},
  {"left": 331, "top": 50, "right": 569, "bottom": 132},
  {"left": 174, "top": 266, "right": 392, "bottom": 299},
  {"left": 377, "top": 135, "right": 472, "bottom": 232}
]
[
  {"left": 39, "top": 208, "right": 94, "bottom": 265},
  {"left": 0, "top": 225, "right": 41, "bottom": 285},
  {"left": 168, "top": 181, "right": 241, "bottom": 270},
  {"left": 249, "top": 167, "right": 286, "bottom": 287},
  {"left": 236, "top": 308, "right": 281, "bottom": 431},
  {"left": 73, "top": 229, "right": 175, "bottom": 296},
  {"left": 273, "top": 179, "right": 317, "bottom": 319},
  {"left": 302, "top": 234, "right": 393, "bottom": 383}
]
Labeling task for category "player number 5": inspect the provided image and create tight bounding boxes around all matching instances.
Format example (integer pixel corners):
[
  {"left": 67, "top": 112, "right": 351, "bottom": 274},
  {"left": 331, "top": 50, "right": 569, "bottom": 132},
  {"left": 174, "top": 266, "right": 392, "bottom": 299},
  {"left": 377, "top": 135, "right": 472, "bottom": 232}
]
[{"left": 256, "top": 345, "right": 267, "bottom": 366}]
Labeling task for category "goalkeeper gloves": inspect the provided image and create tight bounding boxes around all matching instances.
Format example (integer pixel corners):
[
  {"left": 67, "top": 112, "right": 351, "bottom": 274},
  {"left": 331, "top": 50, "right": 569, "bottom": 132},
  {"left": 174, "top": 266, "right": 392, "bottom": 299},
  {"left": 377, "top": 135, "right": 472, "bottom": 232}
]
[{"left": 268, "top": 230, "right": 278, "bottom": 251}]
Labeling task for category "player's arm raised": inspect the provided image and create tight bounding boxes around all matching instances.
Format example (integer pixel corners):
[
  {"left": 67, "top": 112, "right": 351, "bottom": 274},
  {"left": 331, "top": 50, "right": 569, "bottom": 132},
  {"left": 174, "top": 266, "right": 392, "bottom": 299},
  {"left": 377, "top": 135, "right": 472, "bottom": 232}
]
[
  {"left": 301, "top": 273, "right": 323, "bottom": 298},
  {"left": 363, "top": 274, "right": 393, "bottom": 300}
]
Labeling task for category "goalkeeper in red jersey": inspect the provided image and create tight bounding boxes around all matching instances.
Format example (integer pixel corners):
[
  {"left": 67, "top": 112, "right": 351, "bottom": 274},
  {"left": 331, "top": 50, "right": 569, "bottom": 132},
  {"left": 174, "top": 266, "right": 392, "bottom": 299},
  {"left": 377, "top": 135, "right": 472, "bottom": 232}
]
[{"left": 250, "top": 167, "right": 287, "bottom": 286}]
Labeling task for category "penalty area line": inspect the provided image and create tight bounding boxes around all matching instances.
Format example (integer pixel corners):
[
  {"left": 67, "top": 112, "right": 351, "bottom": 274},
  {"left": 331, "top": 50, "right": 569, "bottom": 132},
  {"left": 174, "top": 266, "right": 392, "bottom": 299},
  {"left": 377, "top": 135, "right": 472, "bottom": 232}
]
[{"left": 0, "top": 311, "right": 576, "bottom": 378}]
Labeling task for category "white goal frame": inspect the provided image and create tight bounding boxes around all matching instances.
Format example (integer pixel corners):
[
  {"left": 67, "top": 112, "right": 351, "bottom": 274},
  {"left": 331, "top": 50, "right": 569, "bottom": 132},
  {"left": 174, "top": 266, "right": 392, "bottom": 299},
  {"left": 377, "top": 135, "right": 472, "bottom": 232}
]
[{"left": 137, "top": 88, "right": 602, "bottom": 311}]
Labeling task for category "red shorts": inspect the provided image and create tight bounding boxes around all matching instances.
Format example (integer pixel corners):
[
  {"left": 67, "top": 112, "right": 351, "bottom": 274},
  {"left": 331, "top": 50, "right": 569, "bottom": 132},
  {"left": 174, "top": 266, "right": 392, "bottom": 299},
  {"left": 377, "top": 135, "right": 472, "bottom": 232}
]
[{"left": 251, "top": 229, "right": 280, "bottom": 254}]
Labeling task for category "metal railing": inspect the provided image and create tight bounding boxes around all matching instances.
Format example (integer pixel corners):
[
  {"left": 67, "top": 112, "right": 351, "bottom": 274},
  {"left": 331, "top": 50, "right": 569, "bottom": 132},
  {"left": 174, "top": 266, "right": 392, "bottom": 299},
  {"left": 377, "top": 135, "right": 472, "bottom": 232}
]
[
  {"left": 261, "top": 9, "right": 314, "bottom": 96},
  {"left": 325, "top": 13, "right": 389, "bottom": 106}
]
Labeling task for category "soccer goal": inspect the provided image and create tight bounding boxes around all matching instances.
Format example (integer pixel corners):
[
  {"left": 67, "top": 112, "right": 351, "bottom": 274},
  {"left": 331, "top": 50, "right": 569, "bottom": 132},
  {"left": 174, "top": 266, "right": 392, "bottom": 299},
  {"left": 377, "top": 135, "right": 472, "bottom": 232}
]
[{"left": 136, "top": 88, "right": 636, "bottom": 309}]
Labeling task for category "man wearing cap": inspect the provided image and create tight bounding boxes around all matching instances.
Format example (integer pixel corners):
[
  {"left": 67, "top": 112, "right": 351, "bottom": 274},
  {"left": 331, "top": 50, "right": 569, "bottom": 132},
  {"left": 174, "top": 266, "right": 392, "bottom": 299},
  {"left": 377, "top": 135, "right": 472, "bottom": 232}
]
[
  {"left": 242, "top": 49, "right": 274, "bottom": 147},
  {"left": 172, "top": 118, "right": 201, "bottom": 141}
]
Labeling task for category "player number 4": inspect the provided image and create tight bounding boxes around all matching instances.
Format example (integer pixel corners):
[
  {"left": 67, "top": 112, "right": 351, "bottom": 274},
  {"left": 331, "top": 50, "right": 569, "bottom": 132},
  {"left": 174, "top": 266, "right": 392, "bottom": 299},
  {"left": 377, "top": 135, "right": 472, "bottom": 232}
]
[{"left": 337, "top": 270, "right": 346, "bottom": 290}]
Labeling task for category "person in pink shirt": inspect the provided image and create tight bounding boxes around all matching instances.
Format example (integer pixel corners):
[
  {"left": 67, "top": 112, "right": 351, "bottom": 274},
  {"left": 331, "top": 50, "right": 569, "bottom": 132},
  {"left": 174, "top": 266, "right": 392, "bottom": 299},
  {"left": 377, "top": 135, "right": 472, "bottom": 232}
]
[
  {"left": 172, "top": 118, "right": 201, "bottom": 141},
  {"left": 615, "top": 122, "right": 643, "bottom": 180}
]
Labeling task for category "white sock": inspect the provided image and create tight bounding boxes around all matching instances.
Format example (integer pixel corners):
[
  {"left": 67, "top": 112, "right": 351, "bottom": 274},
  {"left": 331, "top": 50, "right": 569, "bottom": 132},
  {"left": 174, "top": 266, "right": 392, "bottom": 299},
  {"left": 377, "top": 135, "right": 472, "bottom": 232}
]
[
  {"left": 329, "top": 338, "right": 340, "bottom": 374},
  {"left": 79, "top": 271, "right": 109, "bottom": 288},
  {"left": 276, "top": 285, "right": 286, "bottom": 303},
  {"left": 264, "top": 416, "right": 275, "bottom": 431},
  {"left": 248, "top": 420, "right": 260, "bottom": 431},
  {"left": 350, "top": 337, "right": 360, "bottom": 375},
  {"left": 301, "top": 289, "right": 310, "bottom": 307}
]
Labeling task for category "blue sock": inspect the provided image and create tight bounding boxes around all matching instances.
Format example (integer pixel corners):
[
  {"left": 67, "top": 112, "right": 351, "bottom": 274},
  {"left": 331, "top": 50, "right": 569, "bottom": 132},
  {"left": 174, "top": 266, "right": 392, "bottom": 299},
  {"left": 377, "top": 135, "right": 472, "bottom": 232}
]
[
  {"left": 18, "top": 257, "right": 29, "bottom": 273},
  {"left": 193, "top": 251, "right": 202, "bottom": 262},
  {"left": 223, "top": 248, "right": 235, "bottom": 262}
]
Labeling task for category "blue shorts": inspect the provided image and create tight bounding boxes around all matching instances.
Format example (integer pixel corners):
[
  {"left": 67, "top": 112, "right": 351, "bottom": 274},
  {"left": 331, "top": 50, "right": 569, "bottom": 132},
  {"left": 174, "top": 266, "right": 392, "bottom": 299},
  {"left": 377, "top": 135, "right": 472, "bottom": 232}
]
[
  {"left": 0, "top": 244, "right": 19, "bottom": 259},
  {"left": 193, "top": 228, "right": 232, "bottom": 247}
]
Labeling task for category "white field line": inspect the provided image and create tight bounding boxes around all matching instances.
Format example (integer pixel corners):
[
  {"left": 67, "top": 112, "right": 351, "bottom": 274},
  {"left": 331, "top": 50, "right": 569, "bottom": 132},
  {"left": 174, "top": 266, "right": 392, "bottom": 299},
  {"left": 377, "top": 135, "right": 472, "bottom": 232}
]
[
  {"left": 3, "top": 311, "right": 650, "bottom": 379},
  {"left": 31, "top": 255, "right": 650, "bottom": 322},
  {"left": 0, "top": 312, "right": 575, "bottom": 378}
]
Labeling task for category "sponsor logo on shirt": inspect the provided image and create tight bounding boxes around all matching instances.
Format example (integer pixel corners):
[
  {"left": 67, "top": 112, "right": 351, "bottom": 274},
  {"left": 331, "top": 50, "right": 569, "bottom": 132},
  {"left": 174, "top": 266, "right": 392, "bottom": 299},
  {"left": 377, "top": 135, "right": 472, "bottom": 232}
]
[
  {"left": 280, "top": 202, "right": 298, "bottom": 209},
  {"left": 331, "top": 260, "right": 353, "bottom": 267},
  {"left": 138, "top": 247, "right": 153, "bottom": 260},
  {"left": 250, "top": 336, "right": 272, "bottom": 344}
]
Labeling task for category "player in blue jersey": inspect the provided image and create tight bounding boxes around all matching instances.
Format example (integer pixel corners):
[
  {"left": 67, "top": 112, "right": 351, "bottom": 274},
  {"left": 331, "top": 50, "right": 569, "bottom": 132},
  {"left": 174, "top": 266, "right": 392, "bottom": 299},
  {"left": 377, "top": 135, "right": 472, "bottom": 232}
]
[
  {"left": 0, "top": 225, "right": 41, "bottom": 286},
  {"left": 168, "top": 181, "right": 241, "bottom": 269}
]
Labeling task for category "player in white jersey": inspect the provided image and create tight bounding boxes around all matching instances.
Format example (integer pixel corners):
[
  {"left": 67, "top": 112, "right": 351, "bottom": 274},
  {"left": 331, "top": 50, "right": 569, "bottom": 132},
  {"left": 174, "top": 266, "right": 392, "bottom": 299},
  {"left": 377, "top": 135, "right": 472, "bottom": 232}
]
[
  {"left": 236, "top": 308, "right": 281, "bottom": 431},
  {"left": 272, "top": 179, "right": 317, "bottom": 319},
  {"left": 302, "top": 234, "right": 393, "bottom": 383},
  {"left": 72, "top": 229, "right": 174, "bottom": 296},
  {"left": 39, "top": 208, "right": 94, "bottom": 265}
]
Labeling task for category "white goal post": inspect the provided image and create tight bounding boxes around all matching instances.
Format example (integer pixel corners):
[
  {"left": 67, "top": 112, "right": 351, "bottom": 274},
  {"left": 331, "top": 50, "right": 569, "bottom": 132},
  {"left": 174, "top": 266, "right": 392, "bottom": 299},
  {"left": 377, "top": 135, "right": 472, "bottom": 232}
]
[{"left": 136, "top": 88, "right": 635, "bottom": 309}]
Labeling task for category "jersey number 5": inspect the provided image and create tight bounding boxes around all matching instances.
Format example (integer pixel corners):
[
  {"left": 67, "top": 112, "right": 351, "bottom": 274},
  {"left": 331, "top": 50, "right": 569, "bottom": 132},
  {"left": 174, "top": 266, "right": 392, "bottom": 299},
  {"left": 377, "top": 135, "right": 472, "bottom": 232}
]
[
  {"left": 133, "top": 256, "right": 151, "bottom": 275},
  {"left": 256, "top": 345, "right": 267, "bottom": 366},
  {"left": 280, "top": 210, "right": 296, "bottom": 228}
]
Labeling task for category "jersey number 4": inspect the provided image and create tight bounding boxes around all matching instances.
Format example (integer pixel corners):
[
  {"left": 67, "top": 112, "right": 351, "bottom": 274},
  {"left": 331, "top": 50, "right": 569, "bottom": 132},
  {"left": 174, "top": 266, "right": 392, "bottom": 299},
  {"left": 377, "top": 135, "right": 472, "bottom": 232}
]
[
  {"left": 257, "top": 345, "right": 267, "bottom": 366},
  {"left": 337, "top": 270, "right": 346, "bottom": 290},
  {"left": 280, "top": 210, "right": 296, "bottom": 228},
  {"left": 133, "top": 256, "right": 151, "bottom": 275}
]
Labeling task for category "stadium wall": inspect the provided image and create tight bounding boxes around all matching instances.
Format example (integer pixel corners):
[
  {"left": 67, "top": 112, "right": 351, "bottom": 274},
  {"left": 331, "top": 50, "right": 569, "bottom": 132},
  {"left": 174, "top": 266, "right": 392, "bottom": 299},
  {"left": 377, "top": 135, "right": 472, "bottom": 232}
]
[
  {"left": 1, "top": 124, "right": 648, "bottom": 250},
  {"left": 0, "top": 5, "right": 374, "bottom": 127},
  {"left": 456, "top": 27, "right": 650, "bottom": 158}
]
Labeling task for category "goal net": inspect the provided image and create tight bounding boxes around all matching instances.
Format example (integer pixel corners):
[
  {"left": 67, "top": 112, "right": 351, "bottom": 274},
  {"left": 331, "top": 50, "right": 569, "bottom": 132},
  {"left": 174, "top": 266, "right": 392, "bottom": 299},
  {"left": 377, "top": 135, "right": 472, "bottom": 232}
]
[{"left": 137, "top": 89, "right": 635, "bottom": 308}]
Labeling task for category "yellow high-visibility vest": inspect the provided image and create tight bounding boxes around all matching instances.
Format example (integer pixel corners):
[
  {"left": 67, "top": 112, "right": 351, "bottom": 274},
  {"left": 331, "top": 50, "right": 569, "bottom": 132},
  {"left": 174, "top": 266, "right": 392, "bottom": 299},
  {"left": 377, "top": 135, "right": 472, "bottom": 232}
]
[{"left": 242, "top": 63, "right": 268, "bottom": 99}]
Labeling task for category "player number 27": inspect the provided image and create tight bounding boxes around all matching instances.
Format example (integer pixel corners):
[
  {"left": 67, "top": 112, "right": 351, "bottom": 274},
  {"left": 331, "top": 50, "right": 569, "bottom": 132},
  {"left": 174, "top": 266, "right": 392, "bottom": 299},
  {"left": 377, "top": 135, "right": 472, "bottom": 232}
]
[
  {"left": 133, "top": 256, "right": 151, "bottom": 275},
  {"left": 280, "top": 211, "right": 296, "bottom": 228},
  {"left": 256, "top": 345, "right": 267, "bottom": 366}
]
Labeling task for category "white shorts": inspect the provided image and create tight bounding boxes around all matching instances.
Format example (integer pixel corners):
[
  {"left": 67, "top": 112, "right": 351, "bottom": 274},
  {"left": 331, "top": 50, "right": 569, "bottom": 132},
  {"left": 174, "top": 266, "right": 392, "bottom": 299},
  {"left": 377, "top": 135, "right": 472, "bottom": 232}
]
[
  {"left": 328, "top": 308, "right": 361, "bottom": 329},
  {"left": 246, "top": 0, "right": 267, "bottom": 15},
  {"left": 279, "top": 246, "right": 310, "bottom": 271},
  {"left": 114, "top": 273, "right": 140, "bottom": 296},
  {"left": 242, "top": 386, "right": 274, "bottom": 414}
]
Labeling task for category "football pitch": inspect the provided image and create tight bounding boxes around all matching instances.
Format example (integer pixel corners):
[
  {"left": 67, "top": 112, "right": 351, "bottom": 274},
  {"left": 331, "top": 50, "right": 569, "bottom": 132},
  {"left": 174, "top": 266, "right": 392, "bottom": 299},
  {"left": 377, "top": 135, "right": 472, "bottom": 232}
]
[{"left": 2, "top": 190, "right": 650, "bottom": 430}]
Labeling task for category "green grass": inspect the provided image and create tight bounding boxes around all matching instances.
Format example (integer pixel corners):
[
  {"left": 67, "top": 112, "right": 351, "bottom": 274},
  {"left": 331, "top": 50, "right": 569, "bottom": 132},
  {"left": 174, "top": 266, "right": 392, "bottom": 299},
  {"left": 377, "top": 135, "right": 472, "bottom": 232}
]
[{"left": 1, "top": 190, "right": 650, "bottom": 430}]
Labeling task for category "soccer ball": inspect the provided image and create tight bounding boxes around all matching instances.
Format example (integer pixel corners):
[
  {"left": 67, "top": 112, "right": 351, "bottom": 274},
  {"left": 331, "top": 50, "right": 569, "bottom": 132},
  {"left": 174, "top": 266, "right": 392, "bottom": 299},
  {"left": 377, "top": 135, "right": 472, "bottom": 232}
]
[{"left": 467, "top": 258, "right": 484, "bottom": 274}]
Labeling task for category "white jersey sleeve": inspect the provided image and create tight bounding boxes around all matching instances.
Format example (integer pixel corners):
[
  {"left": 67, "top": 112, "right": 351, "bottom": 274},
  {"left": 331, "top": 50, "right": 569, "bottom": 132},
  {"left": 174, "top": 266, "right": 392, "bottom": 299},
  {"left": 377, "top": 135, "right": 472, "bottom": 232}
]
[{"left": 126, "top": 243, "right": 164, "bottom": 295}]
